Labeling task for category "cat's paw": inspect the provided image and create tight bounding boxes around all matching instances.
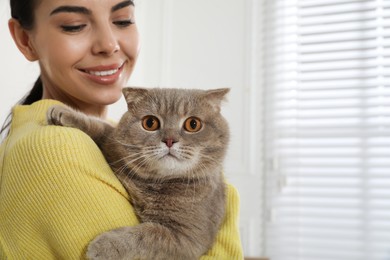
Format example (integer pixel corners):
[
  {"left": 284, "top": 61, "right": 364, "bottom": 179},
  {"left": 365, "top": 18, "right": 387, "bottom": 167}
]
[
  {"left": 86, "top": 228, "right": 137, "bottom": 260},
  {"left": 47, "top": 105, "right": 75, "bottom": 127}
]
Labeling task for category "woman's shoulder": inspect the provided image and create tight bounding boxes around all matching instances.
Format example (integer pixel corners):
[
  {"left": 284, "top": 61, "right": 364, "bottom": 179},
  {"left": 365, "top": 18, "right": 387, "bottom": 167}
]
[
  {"left": 30, "top": 120, "right": 100, "bottom": 154},
  {"left": 2, "top": 100, "right": 127, "bottom": 196},
  {"left": 10, "top": 116, "right": 112, "bottom": 174},
  {"left": 8, "top": 100, "right": 102, "bottom": 160}
]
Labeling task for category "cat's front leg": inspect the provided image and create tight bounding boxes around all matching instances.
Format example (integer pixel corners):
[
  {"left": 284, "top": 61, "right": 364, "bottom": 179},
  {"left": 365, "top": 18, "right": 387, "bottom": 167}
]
[
  {"left": 47, "top": 105, "right": 113, "bottom": 143},
  {"left": 87, "top": 223, "right": 197, "bottom": 260},
  {"left": 47, "top": 105, "right": 87, "bottom": 129},
  {"left": 87, "top": 226, "right": 137, "bottom": 260}
]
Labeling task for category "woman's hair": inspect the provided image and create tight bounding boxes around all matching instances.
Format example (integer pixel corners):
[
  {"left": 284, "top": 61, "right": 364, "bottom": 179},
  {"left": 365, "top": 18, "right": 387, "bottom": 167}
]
[
  {"left": 1, "top": 0, "right": 43, "bottom": 137},
  {"left": 10, "top": 0, "right": 37, "bottom": 30}
]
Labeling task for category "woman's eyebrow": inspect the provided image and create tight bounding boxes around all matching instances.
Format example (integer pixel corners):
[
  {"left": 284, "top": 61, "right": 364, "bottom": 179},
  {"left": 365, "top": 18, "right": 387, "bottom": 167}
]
[
  {"left": 49, "top": 0, "right": 134, "bottom": 16},
  {"left": 111, "top": 0, "right": 134, "bottom": 12},
  {"left": 50, "top": 6, "right": 91, "bottom": 16}
]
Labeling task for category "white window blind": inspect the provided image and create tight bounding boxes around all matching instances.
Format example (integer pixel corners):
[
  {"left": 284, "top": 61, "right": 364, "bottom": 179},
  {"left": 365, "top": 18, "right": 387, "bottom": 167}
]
[{"left": 263, "top": 0, "right": 390, "bottom": 259}]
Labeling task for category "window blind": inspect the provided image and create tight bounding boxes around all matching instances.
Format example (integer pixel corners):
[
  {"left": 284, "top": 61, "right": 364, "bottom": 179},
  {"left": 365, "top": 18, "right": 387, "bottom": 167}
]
[{"left": 263, "top": 0, "right": 390, "bottom": 259}]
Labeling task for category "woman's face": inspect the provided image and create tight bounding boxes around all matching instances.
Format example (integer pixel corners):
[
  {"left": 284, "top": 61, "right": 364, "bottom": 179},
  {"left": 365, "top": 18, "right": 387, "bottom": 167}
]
[{"left": 29, "top": 0, "right": 139, "bottom": 115}]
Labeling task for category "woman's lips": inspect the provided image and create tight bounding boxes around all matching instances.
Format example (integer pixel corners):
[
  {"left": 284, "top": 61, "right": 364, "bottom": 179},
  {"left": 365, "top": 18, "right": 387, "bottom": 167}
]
[{"left": 79, "top": 62, "right": 125, "bottom": 85}]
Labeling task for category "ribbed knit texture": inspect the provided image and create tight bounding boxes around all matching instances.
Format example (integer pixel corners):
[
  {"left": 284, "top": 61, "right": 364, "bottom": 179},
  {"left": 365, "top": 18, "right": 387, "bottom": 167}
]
[{"left": 0, "top": 100, "right": 243, "bottom": 260}]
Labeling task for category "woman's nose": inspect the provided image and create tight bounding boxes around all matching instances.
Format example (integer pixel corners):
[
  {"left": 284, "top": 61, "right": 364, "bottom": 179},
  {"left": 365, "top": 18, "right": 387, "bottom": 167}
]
[{"left": 92, "top": 25, "right": 120, "bottom": 56}]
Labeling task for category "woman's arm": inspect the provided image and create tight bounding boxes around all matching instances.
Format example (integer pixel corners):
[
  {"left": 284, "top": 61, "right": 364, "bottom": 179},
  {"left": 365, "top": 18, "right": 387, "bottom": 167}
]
[{"left": 201, "top": 183, "right": 244, "bottom": 259}]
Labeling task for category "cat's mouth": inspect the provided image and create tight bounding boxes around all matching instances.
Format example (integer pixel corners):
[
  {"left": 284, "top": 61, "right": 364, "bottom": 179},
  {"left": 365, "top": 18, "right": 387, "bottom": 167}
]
[
  {"left": 159, "top": 149, "right": 182, "bottom": 163},
  {"left": 155, "top": 147, "right": 199, "bottom": 173},
  {"left": 165, "top": 152, "right": 179, "bottom": 160}
]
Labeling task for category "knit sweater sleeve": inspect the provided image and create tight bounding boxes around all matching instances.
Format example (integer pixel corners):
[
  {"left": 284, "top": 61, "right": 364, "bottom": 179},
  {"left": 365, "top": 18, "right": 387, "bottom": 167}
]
[{"left": 0, "top": 125, "right": 139, "bottom": 259}]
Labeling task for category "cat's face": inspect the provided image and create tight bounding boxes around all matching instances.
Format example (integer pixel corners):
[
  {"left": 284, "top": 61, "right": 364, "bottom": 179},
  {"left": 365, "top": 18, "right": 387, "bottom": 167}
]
[{"left": 112, "top": 87, "right": 230, "bottom": 178}]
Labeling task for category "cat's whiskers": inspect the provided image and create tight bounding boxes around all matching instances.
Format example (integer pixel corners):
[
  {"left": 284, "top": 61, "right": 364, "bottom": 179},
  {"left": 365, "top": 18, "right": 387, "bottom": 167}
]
[
  {"left": 194, "top": 162, "right": 212, "bottom": 187},
  {"left": 184, "top": 173, "right": 192, "bottom": 197},
  {"left": 113, "top": 151, "right": 155, "bottom": 182},
  {"left": 194, "top": 164, "right": 205, "bottom": 187},
  {"left": 190, "top": 165, "right": 214, "bottom": 211},
  {"left": 178, "top": 146, "right": 196, "bottom": 160},
  {"left": 122, "top": 153, "right": 155, "bottom": 183},
  {"left": 191, "top": 171, "right": 196, "bottom": 210},
  {"left": 199, "top": 153, "right": 223, "bottom": 169},
  {"left": 109, "top": 152, "right": 141, "bottom": 166},
  {"left": 192, "top": 168, "right": 203, "bottom": 208},
  {"left": 118, "top": 158, "right": 148, "bottom": 184},
  {"left": 109, "top": 147, "right": 158, "bottom": 166}
]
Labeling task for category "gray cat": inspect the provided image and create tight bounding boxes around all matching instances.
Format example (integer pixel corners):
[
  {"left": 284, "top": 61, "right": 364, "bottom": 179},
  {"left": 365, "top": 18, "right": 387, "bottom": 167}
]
[{"left": 47, "top": 87, "right": 230, "bottom": 260}]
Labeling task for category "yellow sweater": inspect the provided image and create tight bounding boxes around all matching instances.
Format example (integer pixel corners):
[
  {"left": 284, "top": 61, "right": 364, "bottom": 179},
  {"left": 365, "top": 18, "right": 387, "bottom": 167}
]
[{"left": 0, "top": 100, "right": 243, "bottom": 260}]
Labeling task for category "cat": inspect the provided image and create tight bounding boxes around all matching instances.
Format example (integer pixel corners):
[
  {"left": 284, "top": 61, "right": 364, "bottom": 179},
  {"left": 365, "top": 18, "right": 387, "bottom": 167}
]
[{"left": 46, "top": 87, "right": 230, "bottom": 260}]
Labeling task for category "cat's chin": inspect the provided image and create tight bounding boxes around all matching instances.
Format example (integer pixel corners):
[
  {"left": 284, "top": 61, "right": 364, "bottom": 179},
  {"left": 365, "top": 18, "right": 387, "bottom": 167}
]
[{"left": 156, "top": 155, "right": 195, "bottom": 176}]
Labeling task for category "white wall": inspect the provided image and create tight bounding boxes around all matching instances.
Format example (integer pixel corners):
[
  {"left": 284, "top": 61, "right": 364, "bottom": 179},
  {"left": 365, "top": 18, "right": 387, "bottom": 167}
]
[{"left": 0, "top": 0, "right": 263, "bottom": 257}]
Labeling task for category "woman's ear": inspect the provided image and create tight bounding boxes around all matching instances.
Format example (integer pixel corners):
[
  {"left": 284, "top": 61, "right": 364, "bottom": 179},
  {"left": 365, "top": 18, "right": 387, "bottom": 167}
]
[{"left": 8, "top": 18, "right": 38, "bottom": 61}]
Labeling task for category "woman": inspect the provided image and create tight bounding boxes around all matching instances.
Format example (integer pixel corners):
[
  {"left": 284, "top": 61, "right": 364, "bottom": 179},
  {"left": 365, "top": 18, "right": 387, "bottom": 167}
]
[{"left": 0, "top": 0, "right": 243, "bottom": 259}]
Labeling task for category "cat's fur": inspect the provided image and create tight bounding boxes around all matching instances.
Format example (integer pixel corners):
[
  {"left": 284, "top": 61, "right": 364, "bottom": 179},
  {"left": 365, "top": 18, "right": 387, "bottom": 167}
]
[{"left": 46, "top": 87, "right": 230, "bottom": 260}]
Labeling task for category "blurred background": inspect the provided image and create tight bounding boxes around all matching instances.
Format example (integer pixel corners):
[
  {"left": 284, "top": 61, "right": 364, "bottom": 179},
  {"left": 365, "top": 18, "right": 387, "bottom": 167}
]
[{"left": 1, "top": 0, "right": 390, "bottom": 259}]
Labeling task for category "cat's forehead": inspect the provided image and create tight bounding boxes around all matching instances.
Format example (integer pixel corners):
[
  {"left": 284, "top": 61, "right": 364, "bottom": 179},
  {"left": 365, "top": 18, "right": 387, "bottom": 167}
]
[{"left": 138, "top": 89, "right": 207, "bottom": 115}]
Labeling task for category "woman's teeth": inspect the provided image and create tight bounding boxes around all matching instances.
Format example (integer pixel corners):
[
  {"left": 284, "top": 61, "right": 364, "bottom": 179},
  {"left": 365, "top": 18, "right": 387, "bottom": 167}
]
[{"left": 86, "top": 68, "right": 119, "bottom": 76}]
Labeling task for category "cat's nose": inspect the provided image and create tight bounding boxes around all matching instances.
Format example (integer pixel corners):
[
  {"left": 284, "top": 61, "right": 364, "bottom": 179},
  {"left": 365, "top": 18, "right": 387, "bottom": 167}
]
[{"left": 163, "top": 138, "right": 177, "bottom": 148}]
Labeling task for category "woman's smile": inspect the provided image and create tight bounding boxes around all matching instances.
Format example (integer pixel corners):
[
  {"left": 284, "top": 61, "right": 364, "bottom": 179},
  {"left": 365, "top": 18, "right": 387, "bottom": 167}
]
[{"left": 79, "top": 61, "right": 126, "bottom": 85}]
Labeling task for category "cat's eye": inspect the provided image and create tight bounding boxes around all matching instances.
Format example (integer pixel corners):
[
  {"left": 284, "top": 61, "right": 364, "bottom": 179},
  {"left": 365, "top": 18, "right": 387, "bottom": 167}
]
[
  {"left": 183, "top": 117, "right": 202, "bottom": 132},
  {"left": 142, "top": 116, "right": 160, "bottom": 131}
]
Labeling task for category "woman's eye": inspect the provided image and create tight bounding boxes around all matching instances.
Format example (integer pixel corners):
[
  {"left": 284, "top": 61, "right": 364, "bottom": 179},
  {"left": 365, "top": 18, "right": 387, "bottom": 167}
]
[
  {"left": 183, "top": 117, "right": 203, "bottom": 133},
  {"left": 61, "top": 24, "right": 87, "bottom": 32},
  {"left": 142, "top": 116, "right": 160, "bottom": 131},
  {"left": 113, "top": 19, "right": 135, "bottom": 28}
]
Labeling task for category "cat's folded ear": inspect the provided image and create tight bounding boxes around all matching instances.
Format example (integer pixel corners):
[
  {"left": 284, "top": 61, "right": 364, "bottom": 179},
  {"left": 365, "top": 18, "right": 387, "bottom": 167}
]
[
  {"left": 122, "top": 87, "right": 150, "bottom": 109},
  {"left": 204, "top": 88, "right": 230, "bottom": 113}
]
